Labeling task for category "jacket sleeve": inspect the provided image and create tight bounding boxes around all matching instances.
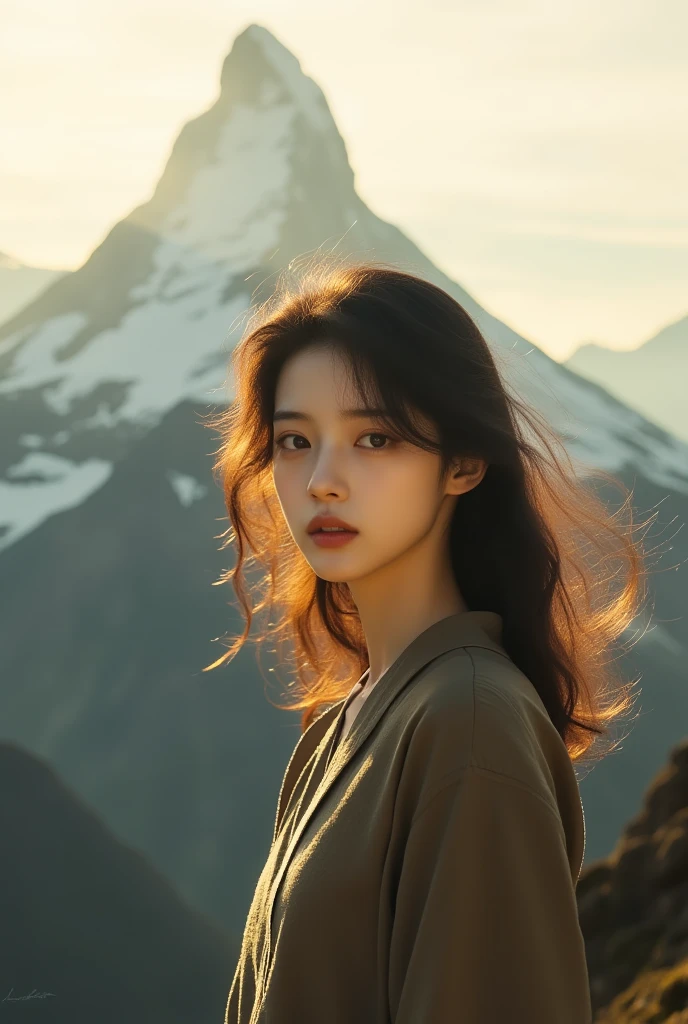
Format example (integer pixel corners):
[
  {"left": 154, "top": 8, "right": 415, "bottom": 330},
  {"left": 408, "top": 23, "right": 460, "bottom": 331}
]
[{"left": 388, "top": 765, "right": 592, "bottom": 1024}]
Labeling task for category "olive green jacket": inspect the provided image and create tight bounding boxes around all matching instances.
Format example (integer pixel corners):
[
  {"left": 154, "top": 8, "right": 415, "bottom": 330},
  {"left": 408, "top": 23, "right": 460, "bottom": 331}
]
[{"left": 224, "top": 610, "right": 591, "bottom": 1023}]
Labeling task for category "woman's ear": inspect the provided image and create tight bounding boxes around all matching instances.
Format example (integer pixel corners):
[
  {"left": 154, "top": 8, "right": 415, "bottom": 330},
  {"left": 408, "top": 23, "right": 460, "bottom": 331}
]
[{"left": 447, "top": 457, "right": 488, "bottom": 496}]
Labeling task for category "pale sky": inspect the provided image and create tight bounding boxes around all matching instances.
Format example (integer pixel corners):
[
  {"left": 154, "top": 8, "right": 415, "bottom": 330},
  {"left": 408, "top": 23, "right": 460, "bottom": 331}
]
[{"left": 2, "top": 0, "right": 686, "bottom": 361}]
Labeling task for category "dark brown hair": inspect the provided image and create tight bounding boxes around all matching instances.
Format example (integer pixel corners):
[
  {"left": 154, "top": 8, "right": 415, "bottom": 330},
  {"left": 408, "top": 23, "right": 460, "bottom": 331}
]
[{"left": 201, "top": 256, "right": 651, "bottom": 770}]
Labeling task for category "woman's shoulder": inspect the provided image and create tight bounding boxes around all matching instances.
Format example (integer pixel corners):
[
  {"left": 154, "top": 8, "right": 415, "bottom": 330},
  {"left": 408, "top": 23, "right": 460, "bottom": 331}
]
[
  {"left": 409, "top": 643, "right": 546, "bottom": 724},
  {"left": 395, "top": 646, "right": 576, "bottom": 821}
]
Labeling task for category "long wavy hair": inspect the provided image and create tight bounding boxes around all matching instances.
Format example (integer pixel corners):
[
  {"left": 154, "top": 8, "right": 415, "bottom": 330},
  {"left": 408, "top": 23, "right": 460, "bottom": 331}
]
[{"left": 201, "top": 256, "right": 650, "bottom": 769}]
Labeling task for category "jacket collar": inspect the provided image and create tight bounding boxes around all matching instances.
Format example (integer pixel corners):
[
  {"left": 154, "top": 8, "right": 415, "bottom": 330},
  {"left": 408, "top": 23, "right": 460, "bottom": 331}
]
[
  {"left": 269, "top": 610, "right": 506, "bottom": 914},
  {"left": 320, "top": 608, "right": 505, "bottom": 785}
]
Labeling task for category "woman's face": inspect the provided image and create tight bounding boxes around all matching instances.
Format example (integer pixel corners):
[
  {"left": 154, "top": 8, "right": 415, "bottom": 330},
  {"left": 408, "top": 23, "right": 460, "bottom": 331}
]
[{"left": 271, "top": 344, "right": 484, "bottom": 585}]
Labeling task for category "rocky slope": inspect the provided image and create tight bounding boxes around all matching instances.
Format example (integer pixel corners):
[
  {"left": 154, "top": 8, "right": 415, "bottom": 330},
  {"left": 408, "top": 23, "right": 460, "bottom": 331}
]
[{"left": 579, "top": 737, "right": 688, "bottom": 1022}]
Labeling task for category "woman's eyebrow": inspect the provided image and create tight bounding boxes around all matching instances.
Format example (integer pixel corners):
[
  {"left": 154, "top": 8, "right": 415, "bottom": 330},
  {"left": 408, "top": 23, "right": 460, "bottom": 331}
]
[{"left": 272, "top": 407, "right": 387, "bottom": 422}]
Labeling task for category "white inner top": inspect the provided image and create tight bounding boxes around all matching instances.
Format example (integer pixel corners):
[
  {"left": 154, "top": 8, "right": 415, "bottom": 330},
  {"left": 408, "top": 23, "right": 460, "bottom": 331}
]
[{"left": 335, "top": 669, "right": 373, "bottom": 748}]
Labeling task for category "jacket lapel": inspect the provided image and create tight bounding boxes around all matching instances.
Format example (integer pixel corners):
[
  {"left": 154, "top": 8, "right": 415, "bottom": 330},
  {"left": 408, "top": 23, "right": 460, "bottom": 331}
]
[
  {"left": 271, "top": 700, "right": 344, "bottom": 845},
  {"left": 266, "top": 610, "right": 506, "bottom": 933}
]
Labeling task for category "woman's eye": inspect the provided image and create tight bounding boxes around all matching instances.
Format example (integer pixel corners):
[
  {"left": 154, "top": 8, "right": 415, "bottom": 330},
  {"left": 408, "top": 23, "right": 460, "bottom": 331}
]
[
  {"left": 358, "top": 432, "right": 394, "bottom": 450},
  {"left": 274, "top": 432, "right": 394, "bottom": 451},
  {"left": 275, "top": 433, "right": 308, "bottom": 451}
]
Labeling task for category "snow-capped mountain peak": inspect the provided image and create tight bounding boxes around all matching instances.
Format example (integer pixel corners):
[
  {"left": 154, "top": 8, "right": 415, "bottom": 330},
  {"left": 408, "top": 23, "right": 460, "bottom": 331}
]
[{"left": 0, "top": 23, "right": 687, "bottom": 556}]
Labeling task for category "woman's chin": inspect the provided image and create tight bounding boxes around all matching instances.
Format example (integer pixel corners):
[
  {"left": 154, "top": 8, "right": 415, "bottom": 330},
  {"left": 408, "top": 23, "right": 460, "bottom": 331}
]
[{"left": 312, "top": 568, "right": 355, "bottom": 583}]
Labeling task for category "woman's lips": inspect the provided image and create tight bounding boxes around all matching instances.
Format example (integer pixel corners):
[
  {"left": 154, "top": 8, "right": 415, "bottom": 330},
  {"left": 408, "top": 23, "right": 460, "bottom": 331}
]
[{"left": 309, "top": 530, "right": 359, "bottom": 548}]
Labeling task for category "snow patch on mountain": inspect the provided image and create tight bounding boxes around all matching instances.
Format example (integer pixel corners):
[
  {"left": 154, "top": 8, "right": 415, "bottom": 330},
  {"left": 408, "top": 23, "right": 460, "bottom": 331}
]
[
  {"left": 0, "top": 286, "right": 249, "bottom": 551},
  {"left": 0, "top": 293, "right": 246, "bottom": 424},
  {"left": 0, "top": 452, "right": 112, "bottom": 549},
  {"left": 167, "top": 471, "right": 209, "bottom": 508}
]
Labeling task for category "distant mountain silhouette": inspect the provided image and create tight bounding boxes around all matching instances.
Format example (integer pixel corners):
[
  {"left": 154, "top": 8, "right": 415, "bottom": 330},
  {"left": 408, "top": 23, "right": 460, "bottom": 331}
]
[
  {"left": 567, "top": 314, "right": 688, "bottom": 443},
  {"left": 0, "top": 742, "right": 238, "bottom": 1023}
]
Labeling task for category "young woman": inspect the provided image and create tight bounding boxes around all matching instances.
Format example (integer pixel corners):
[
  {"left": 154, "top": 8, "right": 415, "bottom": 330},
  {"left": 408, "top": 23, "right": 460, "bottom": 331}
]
[{"left": 205, "top": 259, "right": 646, "bottom": 1023}]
